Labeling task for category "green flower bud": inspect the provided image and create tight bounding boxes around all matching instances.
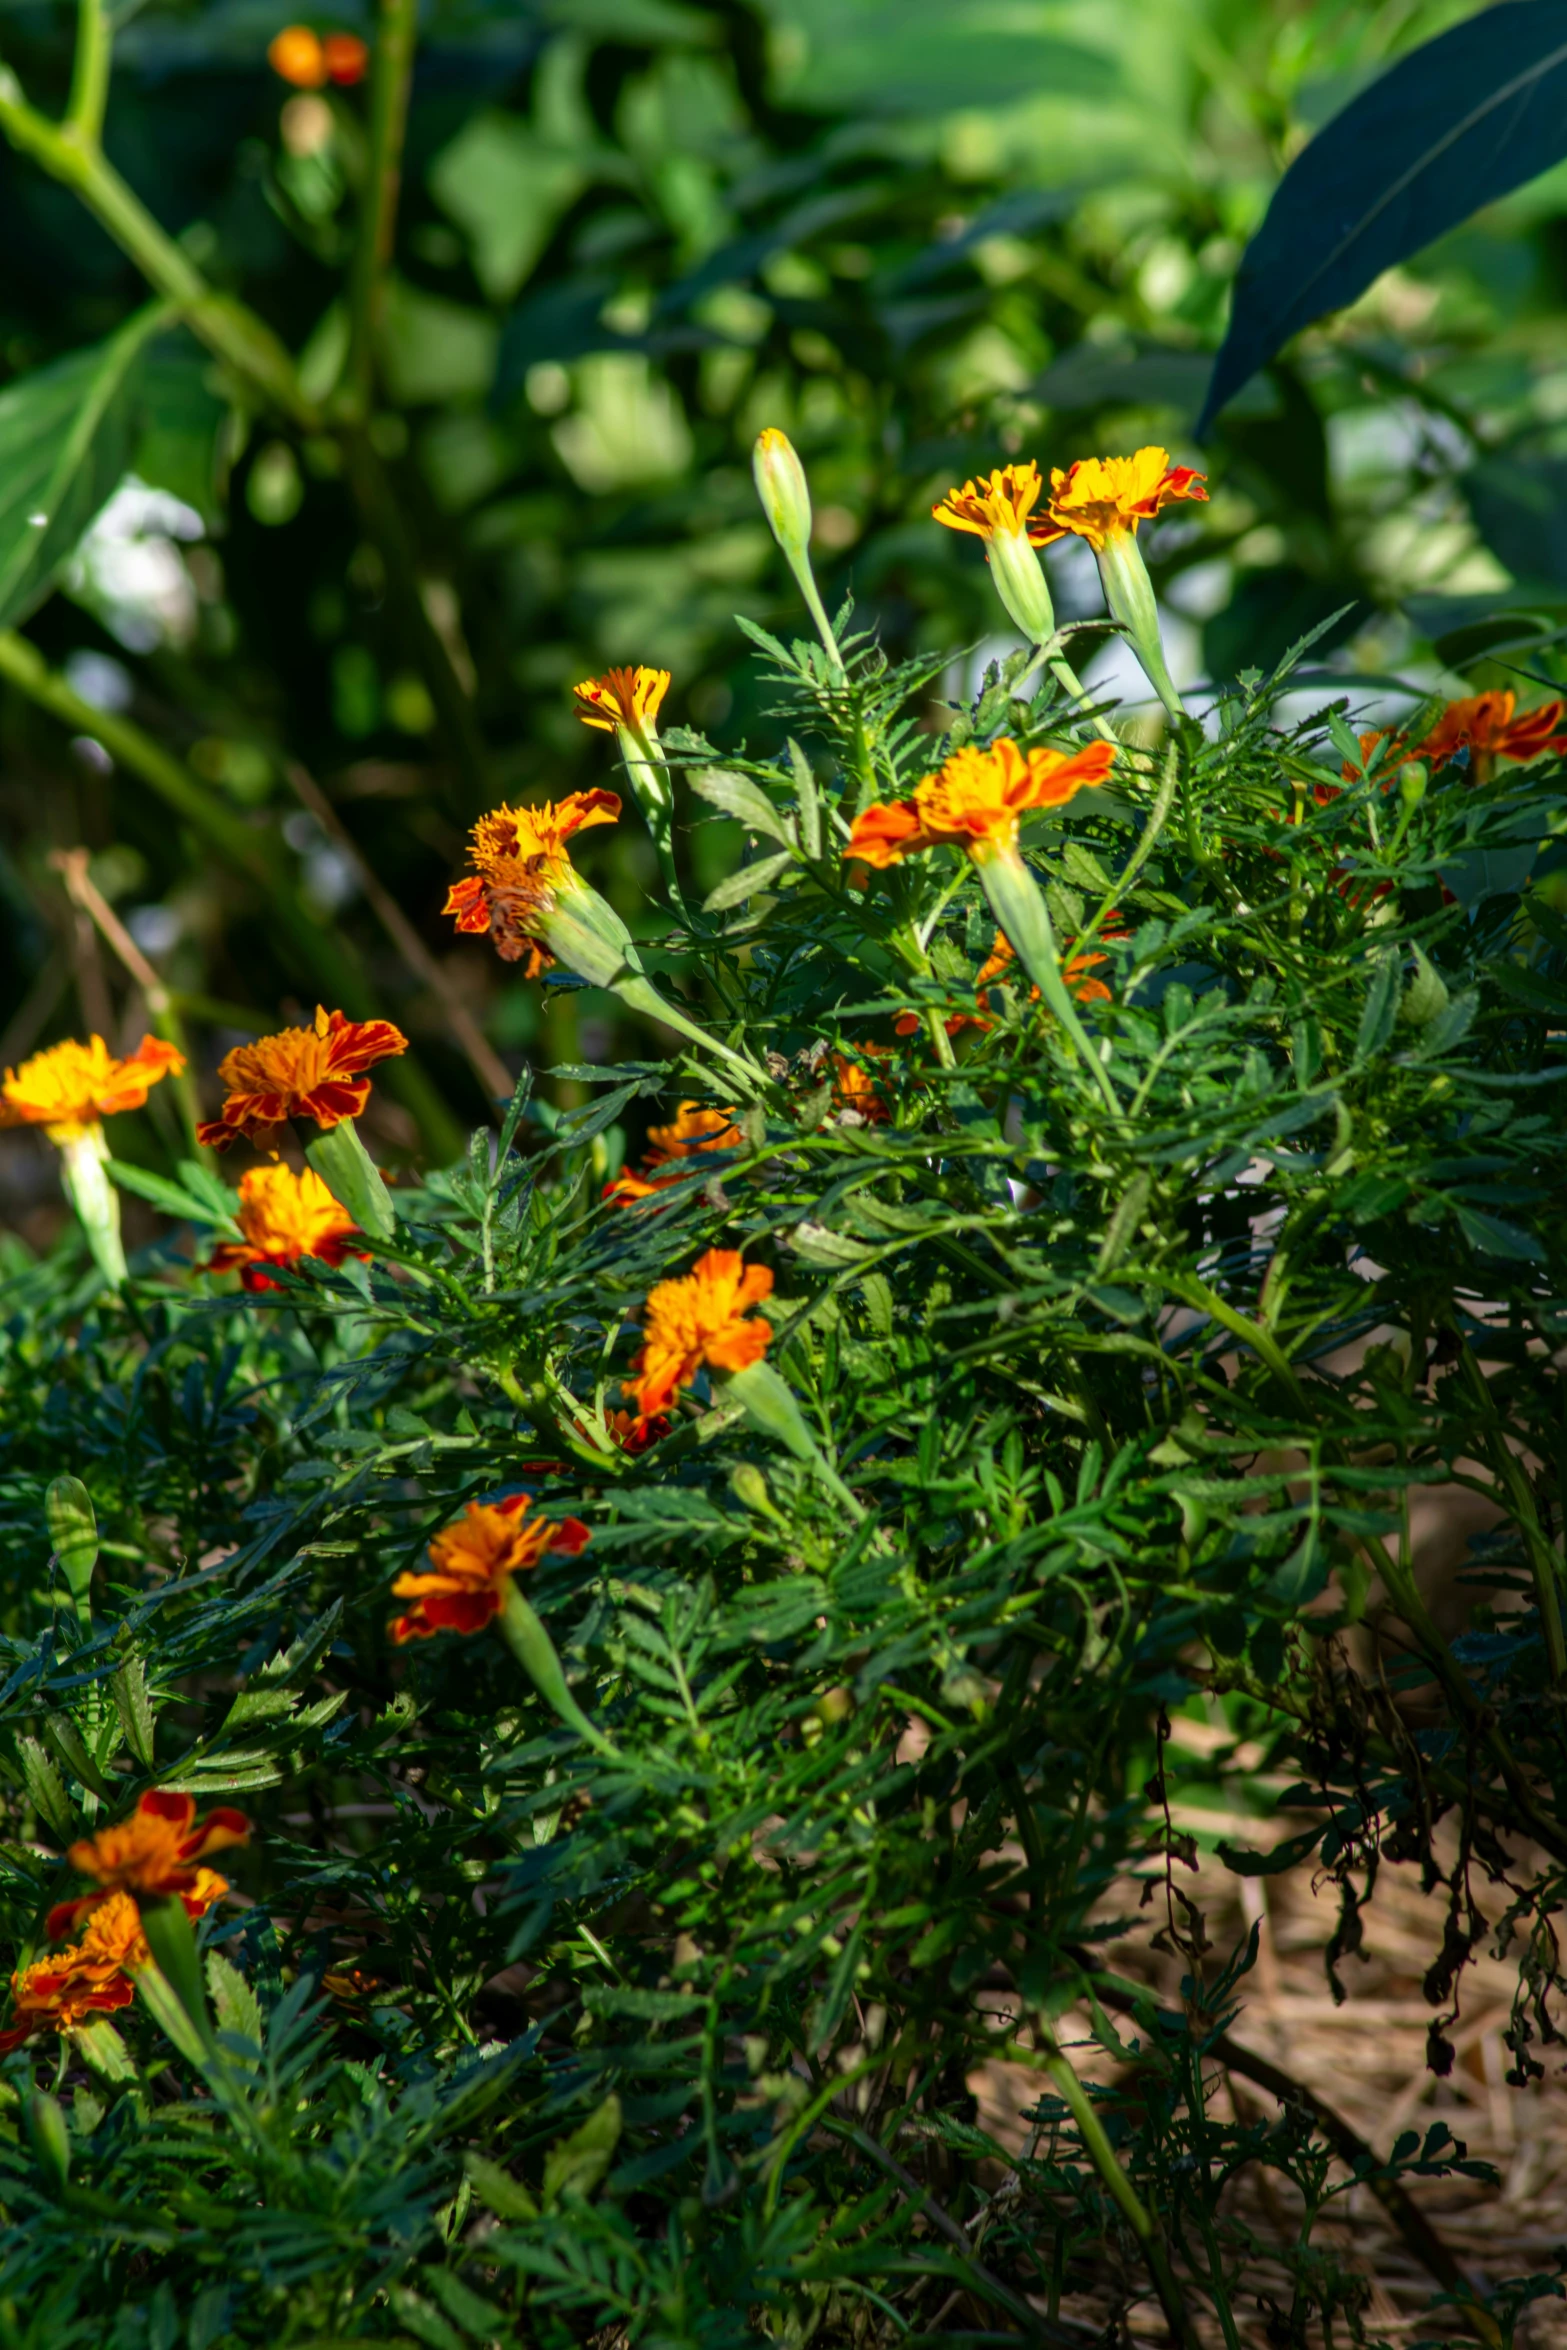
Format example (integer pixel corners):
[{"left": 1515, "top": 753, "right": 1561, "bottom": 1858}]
[{"left": 752, "top": 428, "right": 812, "bottom": 560}]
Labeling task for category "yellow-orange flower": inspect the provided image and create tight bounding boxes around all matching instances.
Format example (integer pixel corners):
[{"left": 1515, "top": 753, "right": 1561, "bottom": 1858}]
[
  {"left": 197, "top": 1007, "right": 407, "bottom": 1151},
  {"left": 0, "top": 1892, "right": 147, "bottom": 2052},
  {"left": 208, "top": 1163, "right": 363, "bottom": 1291},
  {"left": 0, "top": 1033, "right": 184, "bottom": 1144},
  {"left": 573, "top": 668, "right": 671, "bottom": 736},
  {"left": 1035, "top": 447, "right": 1207, "bottom": 554},
  {"left": 444, "top": 792, "right": 621, "bottom": 970},
  {"left": 1415, "top": 690, "right": 1567, "bottom": 777},
  {"left": 268, "top": 26, "right": 367, "bottom": 86},
  {"left": 604, "top": 1100, "right": 741, "bottom": 1205},
  {"left": 625, "top": 1248, "right": 773, "bottom": 1419},
  {"left": 390, "top": 1494, "right": 590, "bottom": 1644},
  {"left": 846, "top": 738, "right": 1115, "bottom": 869},
  {"left": 932, "top": 462, "right": 1052, "bottom": 543},
  {"left": 47, "top": 1789, "right": 249, "bottom": 1941},
  {"left": 830, "top": 1048, "right": 891, "bottom": 1124}
]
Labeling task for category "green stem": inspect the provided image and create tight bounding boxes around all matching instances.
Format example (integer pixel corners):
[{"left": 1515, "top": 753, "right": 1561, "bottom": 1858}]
[
  {"left": 973, "top": 846, "right": 1121, "bottom": 1117},
  {"left": 1459, "top": 1341, "right": 1567, "bottom": 1685},
  {"left": 345, "top": 0, "right": 420, "bottom": 415},
  {"left": 498, "top": 1584, "right": 621, "bottom": 1760},
  {"left": 65, "top": 0, "right": 110, "bottom": 144}
]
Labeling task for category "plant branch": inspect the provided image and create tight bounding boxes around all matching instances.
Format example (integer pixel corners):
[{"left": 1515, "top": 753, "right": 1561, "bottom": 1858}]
[
  {"left": 65, "top": 0, "right": 110, "bottom": 144},
  {"left": 345, "top": 0, "right": 420, "bottom": 415}
]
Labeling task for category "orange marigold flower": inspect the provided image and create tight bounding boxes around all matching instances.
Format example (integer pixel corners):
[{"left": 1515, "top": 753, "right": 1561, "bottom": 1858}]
[
  {"left": 605, "top": 1407, "right": 672, "bottom": 1455},
  {"left": 196, "top": 1006, "right": 407, "bottom": 1152},
  {"left": 625, "top": 1248, "right": 773, "bottom": 1419},
  {"left": 830, "top": 1048, "right": 891, "bottom": 1124},
  {"left": 444, "top": 792, "right": 620, "bottom": 969},
  {"left": 268, "top": 26, "right": 326, "bottom": 84},
  {"left": 1036, "top": 446, "right": 1207, "bottom": 555},
  {"left": 932, "top": 462, "right": 1052, "bottom": 544},
  {"left": 0, "top": 1033, "right": 184, "bottom": 1144},
  {"left": 0, "top": 1892, "right": 148, "bottom": 2052},
  {"left": 390, "top": 1494, "right": 590, "bottom": 1644},
  {"left": 845, "top": 738, "right": 1115, "bottom": 870},
  {"left": 976, "top": 929, "right": 1115, "bottom": 1006},
  {"left": 1415, "top": 690, "right": 1567, "bottom": 777},
  {"left": 47, "top": 1790, "right": 249, "bottom": 1942},
  {"left": 603, "top": 1100, "right": 741, "bottom": 1206},
  {"left": 208, "top": 1163, "right": 364, "bottom": 1290},
  {"left": 573, "top": 668, "right": 671, "bottom": 736}
]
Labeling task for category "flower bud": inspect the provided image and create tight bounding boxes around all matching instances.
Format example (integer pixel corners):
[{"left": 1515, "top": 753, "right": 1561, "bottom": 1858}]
[
  {"left": 752, "top": 428, "right": 812, "bottom": 560},
  {"left": 1398, "top": 759, "right": 1427, "bottom": 808},
  {"left": 986, "top": 527, "right": 1056, "bottom": 646},
  {"left": 46, "top": 1476, "right": 98, "bottom": 1612}
]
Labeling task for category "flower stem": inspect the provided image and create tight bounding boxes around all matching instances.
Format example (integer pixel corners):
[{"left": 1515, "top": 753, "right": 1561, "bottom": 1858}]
[
  {"left": 345, "top": 0, "right": 419, "bottom": 417},
  {"left": 498, "top": 1584, "right": 621, "bottom": 1760},
  {"left": 973, "top": 848, "right": 1121, "bottom": 1118}
]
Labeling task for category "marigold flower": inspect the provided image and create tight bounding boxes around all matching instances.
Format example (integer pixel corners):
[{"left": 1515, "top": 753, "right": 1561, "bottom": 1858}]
[
  {"left": 933, "top": 462, "right": 1051, "bottom": 544},
  {"left": 1037, "top": 446, "right": 1208, "bottom": 554},
  {"left": 207, "top": 1163, "right": 363, "bottom": 1290},
  {"left": 390, "top": 1494, "right": 590, "bottom": 1644},
  {"left": 830, "top": 1049, "right": 891, "bottom": 1124},
  {"left": 604, "top": 1099, "right": 741, "bottom": 1205},
  {"left": 196, "top": 1007, "right": 407, "bottom": 1151},
  {"left": 46, "top": 1790, "right": 249, "bottom": 1941},
  {"left": 894, "top": 921, "right": 1122, "bottom": 1039},
  {"left": 0, "top": 1033, "right": 184, "bottom": 1144},
  {"left": 846, "top": 738, "right": 1115, "bottom": 870},
  {"left": 606, "top": 1407, "right": 671, "bottom": 1455},
  {"left": 0, "top": 1893, "right": 146, "bottom": 2052},
  {"left": 444, "top": 792, "right": 621, "bottom": 970},
  {"left": 1414, "top": 690, "right": 1567, "bottom": 778},
  {"left": 268, "top": 26, "right": 367, "bottom": 86},
  {"left": 625, "top": 1248, "right": 774, "bottom": 1419},
  {"left": 573, "top": 669, "right": 670, "bottom": 737}
]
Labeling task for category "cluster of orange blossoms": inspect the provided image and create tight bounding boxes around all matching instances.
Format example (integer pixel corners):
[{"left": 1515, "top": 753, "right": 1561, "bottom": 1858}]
[
  {"left": 267, "top": 25, "right": 368, "bottom": 86},
  {"left": 389, "top": 1494, "right": 590, "bottom": 1644},
  {"left": 210, "top": 1164, "right": 363, "bottom": 1290},
  {"left": 3, "top": 1792, "right": 247, "bottom": 2052},
  {"left": 0, "top": 1033, "right": 183, "bottom": 1143},
  {"left": 197, "top": 1006, "right": 407, "bottom": 1151},
  {"left": 933, "top": 447, "right": 1207, "bottom": 553}
]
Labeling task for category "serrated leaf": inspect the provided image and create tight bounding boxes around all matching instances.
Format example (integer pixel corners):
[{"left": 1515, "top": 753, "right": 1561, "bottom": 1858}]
[
  {"left": 787, "top": 736, "right": 823, "bottom": 860},
  {"left": 689, "top": 765, "right": 798, "bottom": 847},
  {"left": 1354, "top": 951, "right": 1400, "bottom": 1064},
  {"left": 703, "top": 850, "right": 796, "bottom": 913},
  {"left": 106, "top": 1160, "right": 242, "bottom": 1236},
  {"left": 66, "top": 2018, "right": 138, "bottom": 2083},
  {"left": 464, "top": 2152, "right": 538, "bottom": 2221},
  {"left": 111, "top": 1656, "right": 157, "bottom": 1770},
  {"left": 17, "top": 1735, "right": 74, "bottom": 1844},
  {"left": 206, "top": 1951, "right": 262, "bottom": 2050},
  {"left": 543, "top": 2092, "right": 622, "bottom": 2207}
]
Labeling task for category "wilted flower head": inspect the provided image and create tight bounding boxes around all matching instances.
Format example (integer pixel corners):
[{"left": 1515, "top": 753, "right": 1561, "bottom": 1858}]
[
  {"left": 846, "top": 738, "right": 1115, "bottom": 870},
  {"left": 625, "top": 1248, "right": 774, "bottom": 1418},
  {"left": 390, "top": 1494, "right": 590, "bottom": 1643},
  {"left": 197, "top": 1008, "right": 407, "bottom": 1151},
  {"left": 1037, "top": 447, "right": 1207, "bottom": 554},
  {"left": 209, "top": 1163, "right": 363, "bottom": 1290},
  {"left": 0, "top": 1033, "right": 184, "bottom": 1144},
  {"left": 444, "top": 792, "right": 620, "bottom": 970},
  {"left": 573, "top": 669, "right": 670, "bottom": 737},
  {"left": 47, "top": 1790, "right": 249, "bottom": 1941}
]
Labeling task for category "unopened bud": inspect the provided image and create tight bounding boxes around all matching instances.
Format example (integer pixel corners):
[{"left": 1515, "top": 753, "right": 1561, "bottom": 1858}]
[
  {"left": 752, "top": 428, "right": 812, "bottom": 560},
  {"left": 1397, "top": 759, "right": 1427, "bottom": 808},
  {"left": 45, "top": 1476, "right": 98, "bottom": 1609},
  {"left": 812, "top": 1685, "right": 853, "bottom": 1727},
  {"left": 729, "top": 1462, "right": 776, "bottom": 1517}
]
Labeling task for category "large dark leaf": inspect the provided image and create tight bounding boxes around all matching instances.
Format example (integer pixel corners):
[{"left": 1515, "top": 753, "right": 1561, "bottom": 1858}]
[
  {"left": 1462, "top": 450, "right": 1567, "bottom": 588},
  {"left": 0, "top": 302, "right": 171, "bottom": 633},
  {"left": 1199, "top": 1, "right": 1567, "bottom": 433}
]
